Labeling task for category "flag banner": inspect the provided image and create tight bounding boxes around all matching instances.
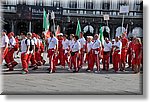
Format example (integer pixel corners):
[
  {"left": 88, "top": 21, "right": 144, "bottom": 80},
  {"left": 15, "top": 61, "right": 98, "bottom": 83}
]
[
  {"left": 120, "top": 6, "right": 129, "bottom": 13},
  {"left": 43, "top": 9, "right": 47, "bottom": 31},
  {"left": 103, "top": 15, "right": 110, "bottom": 21},
  {"left": 76, "top": 20, "right": 81, "bottom": 37},
  {"left": 99, "top": 25, "right": 104, "bottom": 45}
]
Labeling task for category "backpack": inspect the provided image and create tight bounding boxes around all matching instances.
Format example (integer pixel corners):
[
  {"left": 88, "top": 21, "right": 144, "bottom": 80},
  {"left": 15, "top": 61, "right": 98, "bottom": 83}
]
[{"left": 25, "top": 39, "right": 33, "bottom": 51}]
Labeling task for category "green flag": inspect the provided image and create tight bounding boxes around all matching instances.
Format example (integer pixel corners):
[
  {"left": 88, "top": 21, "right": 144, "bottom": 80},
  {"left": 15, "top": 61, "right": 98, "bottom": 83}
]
[
  {"left": 76, "top": 20, "right": 81, "bottom": 37},
  {"left": 99, "top": 25, "right": 104, "bottom": 45},
  {"left": 43, "top": 9, "right": 49, "bottom": 31}
]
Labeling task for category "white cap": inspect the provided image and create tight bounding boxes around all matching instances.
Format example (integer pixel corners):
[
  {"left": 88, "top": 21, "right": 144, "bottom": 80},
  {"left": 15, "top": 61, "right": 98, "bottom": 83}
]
[
  {"left": 112, "top": 39, "right": 115, "bottom": 42},
  {"left": 57, "top": 33, "right": 63, "bottom": 36}
]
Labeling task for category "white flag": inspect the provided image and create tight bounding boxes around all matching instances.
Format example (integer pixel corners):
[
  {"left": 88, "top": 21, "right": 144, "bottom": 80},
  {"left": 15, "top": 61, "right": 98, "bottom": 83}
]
[{"left": 51, "top": 11, "right": 55, "bottom": 19}]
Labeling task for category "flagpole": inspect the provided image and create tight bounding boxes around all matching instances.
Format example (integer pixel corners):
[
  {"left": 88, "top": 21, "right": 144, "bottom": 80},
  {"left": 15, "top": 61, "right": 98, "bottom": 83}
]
[
  {"left": 122, "top": 14, "right": 125, "bottom": 33},
  {"left": 53, "top": 18, "right": 55, "bottom": 34}
]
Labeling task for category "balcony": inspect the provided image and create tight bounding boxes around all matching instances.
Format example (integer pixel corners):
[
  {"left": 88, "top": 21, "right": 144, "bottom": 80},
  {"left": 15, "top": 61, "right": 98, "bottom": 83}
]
[{"left": 63, "top": 8, "right": 143, "bottom": 19}]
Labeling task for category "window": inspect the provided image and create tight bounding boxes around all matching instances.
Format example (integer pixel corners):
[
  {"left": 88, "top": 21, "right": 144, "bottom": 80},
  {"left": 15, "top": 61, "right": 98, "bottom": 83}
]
[
  {"left": 53, "top": 0, "right": 60, "bottom": 7},
  {"left": 102, "top": 3, "right": 110, "bottom": 10},
  {"left": 85, "top": 0, "right": 93, "bottom": 9},
  {"left": 69, "top": 1, "right": 77, "bottom": 8},
  {"left": 140, "top": 1, "right": 143, "bottom": 11}
]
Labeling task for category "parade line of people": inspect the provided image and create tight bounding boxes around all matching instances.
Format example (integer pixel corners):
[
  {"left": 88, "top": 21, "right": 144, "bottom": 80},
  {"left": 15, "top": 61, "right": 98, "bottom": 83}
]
[{"left": 1, "top": 29, "right": 143, "bottom": 74}]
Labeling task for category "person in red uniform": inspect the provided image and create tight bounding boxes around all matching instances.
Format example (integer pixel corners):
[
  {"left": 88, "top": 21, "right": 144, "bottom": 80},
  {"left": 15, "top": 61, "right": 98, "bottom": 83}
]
[
  {"left": 111, "top": 39, "right": 116, "bottom": 69},
  {"left": 91, "top": 34, "right": 101, "bottom": 73},
  {"left": 20, "top": 32, "right": 31, "bottom": 74},
  {"left": 127, "top": 37, "right": 136, "bottom": 70},
  {"left": 132, "top": 38, "right": 142, "bottom": 73},
  {"left": 35, "top": 35, "right": 46, "bottom": 66},
  {"left": 120, "top": 33, "right": 128, "bottom": 71},
  {"left": 113, "top": 36, "right": 122, "bottom": 72},
  {"left": 1, "top": 30, "right": 9, "bottom": 64},
  {"left": 47, "top": 32, "right": 58, "bottom": 73},
  {"left": 85, "top": 36, "right": 93, "bottom": 72},
  {"left": 68, "top": 34, "right": 75, "bottom": 71},
  {"left": 78, "top": 32, "right": 86, "bottom": 68},
  {"left": 5, "top": 32, "right": 18, "bottom": 71},
  {"left": 71, "top": 35, "right": 81, "bottom": 72},
  {"left": 62, "top": 34, "right": 70, "bottom": 69},
  {"left": 27, "top": 33, "right": 38, "bottom": 70},
  {"left": 102, "top": 37, "right": 112, "bottom": 71},
  {"left": 55, "top": 33, "right": 63, "bottom": 66}
]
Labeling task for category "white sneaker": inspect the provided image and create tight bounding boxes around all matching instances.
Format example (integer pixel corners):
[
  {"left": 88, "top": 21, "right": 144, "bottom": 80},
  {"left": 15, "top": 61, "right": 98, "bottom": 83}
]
[{"left": 95, "top": 70, "right": 100, "bottom": 73}]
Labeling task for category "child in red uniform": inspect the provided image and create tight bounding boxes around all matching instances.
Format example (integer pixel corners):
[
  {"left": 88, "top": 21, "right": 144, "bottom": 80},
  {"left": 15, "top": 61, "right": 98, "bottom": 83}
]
[{"left": 132, "top": 38, "right": 142, "bottom": 73}]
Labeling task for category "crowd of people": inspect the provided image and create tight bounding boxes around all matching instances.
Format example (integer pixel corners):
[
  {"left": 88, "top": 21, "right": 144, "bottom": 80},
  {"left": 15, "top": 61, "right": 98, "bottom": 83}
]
[{"left": 1, "top": 29, "right": 143, "bottom": 74}]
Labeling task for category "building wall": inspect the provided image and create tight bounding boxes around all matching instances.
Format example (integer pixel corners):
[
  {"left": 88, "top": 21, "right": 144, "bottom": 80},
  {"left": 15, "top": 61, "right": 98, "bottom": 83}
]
[{"left": 1, "top": 0, "right": 143, "bottom": 38}]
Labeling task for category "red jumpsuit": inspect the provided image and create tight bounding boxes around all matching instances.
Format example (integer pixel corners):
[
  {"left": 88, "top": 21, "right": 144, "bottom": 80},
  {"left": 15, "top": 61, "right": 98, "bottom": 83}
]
[
  {"left": 121, "top": 38, "right": 128, "bottom": 63},
  {"left": 132, "top": 43, "right": 142, "bottom": 66},
  {"left": 127, "top": 41, "right": 134, "bottom": 68}
]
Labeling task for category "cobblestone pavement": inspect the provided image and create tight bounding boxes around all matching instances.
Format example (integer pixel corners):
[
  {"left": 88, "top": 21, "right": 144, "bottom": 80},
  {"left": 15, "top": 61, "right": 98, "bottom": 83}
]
[{"left": 1, "top": 54, "right": 143, "bottom": 95}]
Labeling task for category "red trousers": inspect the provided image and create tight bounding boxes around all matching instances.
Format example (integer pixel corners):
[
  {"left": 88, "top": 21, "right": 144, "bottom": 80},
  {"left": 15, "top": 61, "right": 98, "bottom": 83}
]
[
  {"left": 5, "top": 48, "right": 18, "bottom": 66},
  {"left": 2, "top": 47, "right": 8, "bottom": 62},
  {"left": 35, "top": 51, "right": 44, "bottom": 65},
  {"left": 62, "top": 50, "right": 70, "bottom": 68},
  {"left": 55, "top": 49, "right": 63, "bottom": 65},
  {"left": 103, "top": 52, "right": 110, "bottom": 71},
  {"left": 121, "top": 49, "right": 127, "bottom": 63},
  {"left": 28, "top": 53, "right": 37, "bottom": 66},
  {"left": 128, "top": 52, "right": 132, "bottom": 67},
  {"left": 91, "top": 53, "right": 100, "bottom": 71},
  {"left": 21, "top": 52, "right": 29, "bottom": 70},
  {"left": 79, "top": 48, "right": 84, "bottom": 67},
  {"left": 87, "top": 52, "right": 94, "bottom": 71},
  {"left": 71, "top": 52, "right": 80, "bottom": 71},
  {"left": 113, "top": 51, "right": 121, "bottom": 71},
  {"left": 48, "top": 49, "right": 56, "bottom": 72}
]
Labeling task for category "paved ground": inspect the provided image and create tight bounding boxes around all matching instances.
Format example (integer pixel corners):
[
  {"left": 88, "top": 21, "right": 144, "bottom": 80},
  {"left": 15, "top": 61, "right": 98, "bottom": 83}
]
[{"left": 1, "top": 53, "right": 143, "bottom": 95}]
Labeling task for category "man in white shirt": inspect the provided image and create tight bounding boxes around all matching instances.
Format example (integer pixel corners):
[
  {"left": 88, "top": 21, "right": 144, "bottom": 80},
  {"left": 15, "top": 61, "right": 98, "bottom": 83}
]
[
  {"left": 68, "top": 34, "right": 75, "bottom": 70},
  {"left": 27, "top": 32, "right": 38, "bottom": 71},
  {"left": 71, "top": 35, "right": 81, "bottom": 72},
  {"left": 20, "top": 32, "right": 30, "bottom": 74},
  {"left": 1, "top": 30, "right": 9, "bottom": 64},
  {"left": 91, "top": 34, "right": 102, "bottom": 73},
  {"left": 113, "top": 36, "right": 122, "bottom": 72},
  {"left": 5, "top": 32, "right": 18, "bottom": 71},
  {"left": 62, "top": 34, "right": 70, "bottom": 69},
  {"left": 85, "top": 36, "right": 93, "bottom": 72},
  {"left": 47, "top": 32, "right": 58, "bottom": 73},
  {"left": 78, "top": 32, "right": 86, "bottom": 68},
  {"left": 103, "top": 37, "right": 112, "bottom": 71}
]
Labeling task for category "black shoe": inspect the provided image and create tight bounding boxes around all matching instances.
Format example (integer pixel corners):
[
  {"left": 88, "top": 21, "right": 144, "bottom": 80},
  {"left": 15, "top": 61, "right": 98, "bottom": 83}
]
[
  {"left": 29, "top": 66, "right": 34, "bottom": 68},
  {"left": 43, "top": 60, "right": 46, "bottom": 65},
  {"left": 32, "top": 66, "right": 38, "bottom": 70}
]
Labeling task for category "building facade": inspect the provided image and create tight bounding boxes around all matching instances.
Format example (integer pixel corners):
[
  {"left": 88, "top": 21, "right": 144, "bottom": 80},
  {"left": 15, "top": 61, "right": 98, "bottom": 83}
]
[{"left": 1, "top": 0, "right": 143, "bottom": 38}]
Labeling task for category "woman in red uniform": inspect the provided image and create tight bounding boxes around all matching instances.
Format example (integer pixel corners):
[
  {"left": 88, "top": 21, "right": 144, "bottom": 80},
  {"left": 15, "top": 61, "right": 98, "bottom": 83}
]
[{"left": 132, "top": 38, "right": 142, "bottom": 73}]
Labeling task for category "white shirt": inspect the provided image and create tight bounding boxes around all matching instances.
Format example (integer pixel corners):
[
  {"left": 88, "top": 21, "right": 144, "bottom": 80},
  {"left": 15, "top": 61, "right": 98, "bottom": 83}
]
[
  {"left": 72, "top": 41, "right": 80, "bottom": 52},
  {"left": 104, "top": 41, "right": 112, "bottom": 52},
  {"left": 62, "top": 39, "right": 69, "bottom": 50},
  {"left": 48, "top": 37, "right": 58, "bottom": 49},
  {"left": 21, "top": 38, "right": 30, "bottom": 53},
  {"left": 69, "top": 39, "right": 75, "bottom": 50},
  {"left": 78, "top": 37, "right": 86, "bottom": 48},
  {"left": 92, "top": 39, "right": 101, "bottom": 49},
  {"left": 9, "top": 36, "right": 16, "bottom": 48},
  {"left": 115, "top": 40, "right": 122, "bottom": 54},
  {"left": 33, "top": 37, "right": 37, "bottom": 45},
  {"left": 1, "top": 34, "right": 9, "bottom": 48},
  {"left": 87, "top": 41, "right": 93, "bottom": 53}
]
